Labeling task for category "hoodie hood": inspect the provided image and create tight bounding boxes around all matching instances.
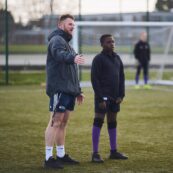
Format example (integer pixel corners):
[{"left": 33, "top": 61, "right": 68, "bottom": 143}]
[{"left": 48, "top": 28, "right": 72, "bottom": 42}]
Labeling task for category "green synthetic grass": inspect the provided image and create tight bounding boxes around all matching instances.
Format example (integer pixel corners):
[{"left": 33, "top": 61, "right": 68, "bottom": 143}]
[
  {"left": 0, "top": 71, "right": 46, "bottom": 85},
  {"left": 0, "top": 45, "right": 47, "bottom": 54},
  {"left": 1, "top": 45, "right": 173, "bottom": 54},
  {"left": 0, "top": 85, "right": 173, "bottom": 173},
  {"left": 0, "top": 70, "right": 173, "bottom": 85},
  {"left": 82, "top": 69, "right": 173, "bottom": 82}
]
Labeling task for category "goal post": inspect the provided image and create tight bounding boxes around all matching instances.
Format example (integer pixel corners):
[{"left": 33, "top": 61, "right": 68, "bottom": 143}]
[
  {"left": 72, "top": 21, "right": 173, "bottom": 52},
  {"left": 72, "top": 21, "right": 173, "bottom": 85}
]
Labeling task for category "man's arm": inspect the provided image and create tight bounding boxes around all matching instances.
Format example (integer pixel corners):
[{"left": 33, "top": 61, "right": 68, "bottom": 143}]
[
  {"left": 148, "top": 43, "right": 151, "bottom": 62},
  {"left": 50, "top": 36, "right": 79, "bottom": 64},
  {"left": 134, "top": 43, "right": 139, "bottom": 60}
]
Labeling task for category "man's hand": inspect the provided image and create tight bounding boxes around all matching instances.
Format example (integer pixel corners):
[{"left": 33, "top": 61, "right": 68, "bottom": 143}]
[
  {"left": 74, "top": 54, "right": 85, "bottom": 65},
  {"left": 76, "top": 93, "right": 85, "bottom": 105},
  {"left": 99, "top": 101, "right": 106, "bottom": 109},
  {"left": 116, "top": 97, "right": 123, "bottom": 104}
]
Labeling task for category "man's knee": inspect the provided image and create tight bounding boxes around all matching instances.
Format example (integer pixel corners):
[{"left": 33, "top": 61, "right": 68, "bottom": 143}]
[
  {"left": 52, "top": 120, "right": 67, "bottom": 129},
  {"left": 51, "top": 113, "right": 63, "bottom": 128},
  {"left": 52, "top": 119, "right": 61, "bottom": 128},
  {"left": 93, "top": 117, "right": 104, "bottom": 128}
]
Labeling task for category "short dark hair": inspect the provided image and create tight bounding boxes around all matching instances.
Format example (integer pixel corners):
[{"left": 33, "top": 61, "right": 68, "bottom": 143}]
[
  {"left": 58, "top": 14, "right": 75, "bottom": 23},
  {"left": 100, "top": 34, "right": 112, "bottom": 45}
]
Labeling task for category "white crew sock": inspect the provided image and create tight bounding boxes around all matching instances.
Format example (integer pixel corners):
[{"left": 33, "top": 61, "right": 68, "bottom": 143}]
[
  {"left": 56, "top": 145, "right": 65, "bottom": 158},
  {"left": 45, "top": 146, "right": 53, "bottom": 161}
]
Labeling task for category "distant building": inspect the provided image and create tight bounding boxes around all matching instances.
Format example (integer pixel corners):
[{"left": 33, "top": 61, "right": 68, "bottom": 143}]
[
  {"left": 41, "top": 12, "right": 173, "bottom": 29},
  {"left": 10, "top": 11, "right": 173, "bottom": 45}
]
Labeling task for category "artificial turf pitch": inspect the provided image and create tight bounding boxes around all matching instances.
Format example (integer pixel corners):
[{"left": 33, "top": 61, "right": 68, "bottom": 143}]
[{"left": 0, "top": 85, "right": 173, "bottom": 173}]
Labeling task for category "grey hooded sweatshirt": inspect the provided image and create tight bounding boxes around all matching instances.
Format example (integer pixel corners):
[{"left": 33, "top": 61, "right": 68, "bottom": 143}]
[{"left": 46, "top": 28, "right": 81, "bottom": 97}]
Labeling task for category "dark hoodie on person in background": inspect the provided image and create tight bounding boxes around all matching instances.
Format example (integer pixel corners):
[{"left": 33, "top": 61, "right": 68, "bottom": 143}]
[{"left": 134, "top": 40, "right": 150, "bottom": 65}]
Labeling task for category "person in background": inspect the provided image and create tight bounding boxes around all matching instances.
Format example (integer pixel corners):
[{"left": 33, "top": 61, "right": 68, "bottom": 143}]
[{"left": 134, "top": 31, "right": 151, "bottom": 89}]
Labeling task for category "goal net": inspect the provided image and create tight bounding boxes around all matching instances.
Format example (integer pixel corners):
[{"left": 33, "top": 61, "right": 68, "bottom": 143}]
[{"left": 72, "top": 21, "right": 173, "bottom": 86}]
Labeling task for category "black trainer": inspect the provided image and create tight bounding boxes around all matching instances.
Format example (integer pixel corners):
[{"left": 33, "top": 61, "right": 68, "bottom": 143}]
[
  {"left": 44, "top": 157, "right": 63, "bottom": 169},
  {"left": 109, "top": 150, "right": 128, "bottom": 160},
  {"left": 57, "top": 154, "right": 79, "bottom": 165},
  {"left": 91, "top": 152, "right": 104, "bottom": 163}
]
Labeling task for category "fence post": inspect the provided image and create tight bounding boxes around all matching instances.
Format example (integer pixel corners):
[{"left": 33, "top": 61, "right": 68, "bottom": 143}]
[{"left": 5, "top": 0, "right": 9, "bottom": 85}]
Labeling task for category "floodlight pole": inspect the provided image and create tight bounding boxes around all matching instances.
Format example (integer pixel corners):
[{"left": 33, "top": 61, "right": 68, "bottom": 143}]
[
  {"left": 119, "top": 0, "right": 122, "bottom": 21},
  {"left": 78, "top": 0, "right": 82, "bottom": 53},
  {"left": 78, "top": 0, "right": 82, "bottom": 81},
  {"left": 5, "top": 0, "right": 9, "bottom": 85},
  {"left": 146, "top": 0, "right": 150, "bottom": 41}
]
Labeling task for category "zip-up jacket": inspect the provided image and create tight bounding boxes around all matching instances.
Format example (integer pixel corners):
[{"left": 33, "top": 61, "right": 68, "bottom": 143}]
[
  {"left": 46, "top": 28, "right": 81, "bottom": 97},
  {"left": 91, "top": 51, "right": 125, "bottom": 102},
  {"left": 134, "top": 40, "right": 150, "bottom": 65}
]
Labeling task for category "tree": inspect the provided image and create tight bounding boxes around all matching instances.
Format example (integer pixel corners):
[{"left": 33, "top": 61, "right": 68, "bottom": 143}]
[
  {"left": 155, "top": 0, "right": 173, "bottom": 11},
  {"left": 0, "top": 9, "right": 15, "bottom": 43},
  {"left": 50, "top": 0, "right": 54, "bottom": 15},
  {"left": 0, "top": 1, "right": 3, "bottom": 10},
  {"left": 0, "top": 0, "right": 78, "bottom": 25}
]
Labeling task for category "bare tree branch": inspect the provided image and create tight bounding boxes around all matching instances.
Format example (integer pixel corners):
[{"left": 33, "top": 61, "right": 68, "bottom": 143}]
[
  {"left": 4, "top": 0, "right": 78, "bottom": 24},
  {"left": 50, "top": 0, "right": 54, "bottom": 15}
]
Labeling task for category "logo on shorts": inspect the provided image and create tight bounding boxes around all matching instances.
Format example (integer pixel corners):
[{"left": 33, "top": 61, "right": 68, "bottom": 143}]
[{"left": 59, "top": 106, "right": 65, "bottom": 110}]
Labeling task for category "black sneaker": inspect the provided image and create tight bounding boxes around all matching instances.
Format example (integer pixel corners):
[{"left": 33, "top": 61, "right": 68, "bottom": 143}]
[
  {"left": 91, "top": 152, "right": 104, "bottom": 163},
  {"left": 109, "top": 150, "right": 128, "bottom": 160},
  {"left": 57, "top": 154, "right": 79, "bottom": 165},
  {"left": 44, "top": 157, "right": 63, "bottom": 169}
]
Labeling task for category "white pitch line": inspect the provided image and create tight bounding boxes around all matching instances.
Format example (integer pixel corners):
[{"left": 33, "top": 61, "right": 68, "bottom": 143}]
[{"left": 151, "top": 87, "right": 173, "bottom": 92}]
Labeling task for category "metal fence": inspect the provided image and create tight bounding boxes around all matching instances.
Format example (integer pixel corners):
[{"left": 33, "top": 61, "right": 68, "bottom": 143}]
[{"left": 1, "top": 0, "right": 173, "bottom": 84}]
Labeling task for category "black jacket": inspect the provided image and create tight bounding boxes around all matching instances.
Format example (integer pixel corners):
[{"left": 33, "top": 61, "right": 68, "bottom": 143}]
[
  {"left": 46, "top": 29, "right": 81, "bottom": 97},
  {"left": 134, "top": 40, "right": 150, "bottom": 65},
  {"left": 91, "top": 51, "right": 125, "bottom": 101}
]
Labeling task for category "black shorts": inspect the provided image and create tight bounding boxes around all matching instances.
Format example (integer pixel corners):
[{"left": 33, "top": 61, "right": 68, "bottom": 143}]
[
  {"left": 95, "top": 98, "right": 120, "bottom": 114},
  {"left": 49, "top": 92, "right": 76, "bottom": 112}
]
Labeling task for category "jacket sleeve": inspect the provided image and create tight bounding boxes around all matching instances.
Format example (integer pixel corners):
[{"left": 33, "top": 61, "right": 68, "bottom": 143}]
[
  {"left": 50, "top": 36, "right": 76, "bottom": 64},
  {"left": 91, "top": 57, "right": 103, "bottom": 101},
  {"left": 148, "top": 43, "right": 151, "bottom": 61},
  {"left": 118, "top": 58, "right": 125, "bottom": 98},
  {"left": 134, "top": 43, "right": 139, "bottom": 60}
]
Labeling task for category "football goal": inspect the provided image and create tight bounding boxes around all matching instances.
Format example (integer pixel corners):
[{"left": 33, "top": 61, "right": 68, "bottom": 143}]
[{"left": 72, "top": 21, "right": 173, "bottom": 86}]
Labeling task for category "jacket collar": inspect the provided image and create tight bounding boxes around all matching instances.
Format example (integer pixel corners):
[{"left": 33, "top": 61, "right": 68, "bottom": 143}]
[
  {"left": 58, "top": 28, "right": 72, "bottom": 42},
  {"left": 48, "top": 28, "right": 72, "bottom": 42},
  {"left": 101, "top": 50, "right": 117, "bottom": 58}
]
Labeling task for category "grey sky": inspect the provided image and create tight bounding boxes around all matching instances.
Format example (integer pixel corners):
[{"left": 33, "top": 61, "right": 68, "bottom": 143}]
[{"left": 6, "top": 0, "right": 157, "bottom": 24}]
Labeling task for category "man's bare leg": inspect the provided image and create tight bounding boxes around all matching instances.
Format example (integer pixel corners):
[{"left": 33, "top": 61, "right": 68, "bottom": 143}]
[
  {"left": 55, "top": 111, "right": 70, "bottom": 158},
  {"left": 45, "top": 112, "right": 64, "bottom": 160}
]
